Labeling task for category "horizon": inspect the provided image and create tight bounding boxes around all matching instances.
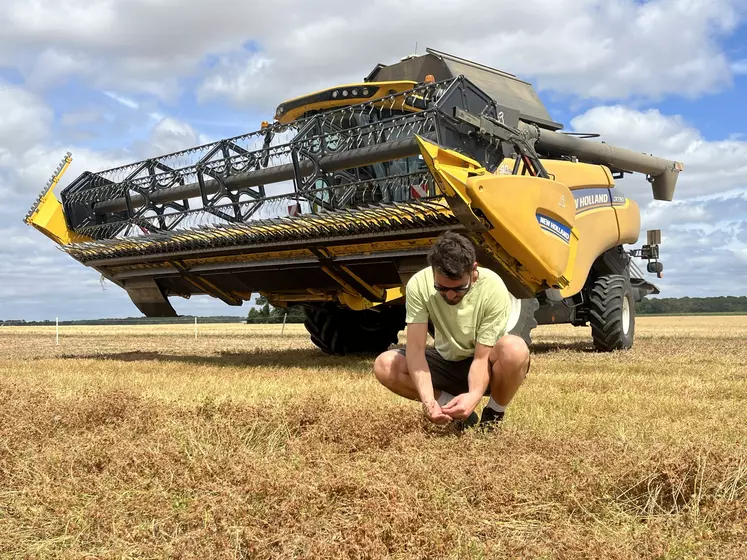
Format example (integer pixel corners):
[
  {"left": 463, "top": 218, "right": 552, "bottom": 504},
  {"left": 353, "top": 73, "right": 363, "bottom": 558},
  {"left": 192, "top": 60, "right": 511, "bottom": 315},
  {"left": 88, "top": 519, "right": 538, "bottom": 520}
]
[{"left": 4, "top": 294, "right": 747, "bottom": 323}]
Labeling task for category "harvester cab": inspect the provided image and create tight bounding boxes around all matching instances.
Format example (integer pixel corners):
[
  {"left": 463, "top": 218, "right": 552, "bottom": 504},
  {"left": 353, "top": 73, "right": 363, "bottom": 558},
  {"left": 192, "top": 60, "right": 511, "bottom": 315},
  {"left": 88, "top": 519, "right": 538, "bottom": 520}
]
[{"left": 24, "top": 48, "right": 682, "bottom": 353}]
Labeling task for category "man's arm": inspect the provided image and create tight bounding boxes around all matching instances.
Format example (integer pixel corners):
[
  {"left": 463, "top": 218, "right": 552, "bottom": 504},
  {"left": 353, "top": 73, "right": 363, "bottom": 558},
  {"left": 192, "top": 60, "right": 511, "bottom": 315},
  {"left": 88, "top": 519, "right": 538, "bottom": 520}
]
[
  {"left": 441, "top": 342, "right": 491, "bottom": 419},
  {"left": 406, "top": 322, "right": 435, "bottom": 403},
  {"left": 443, "top": 278, "right": 510, "bottom": 419},
  {"left": 467, "top": 342, "right": 492, "bottom": 398},
  {"left": 403, "top": 273, "right": 451, "bottom": 424},
  {"left": 406, "top": 322, "right": 451, "bottom": 425},
  {"left": 404, "top": 275, "right": 433, "bottom": 402}
]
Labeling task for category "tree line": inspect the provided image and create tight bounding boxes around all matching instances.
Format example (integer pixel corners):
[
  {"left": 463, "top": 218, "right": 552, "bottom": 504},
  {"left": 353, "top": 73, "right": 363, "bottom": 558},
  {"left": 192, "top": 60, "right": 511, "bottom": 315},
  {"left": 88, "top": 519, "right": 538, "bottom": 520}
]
[
  {"left": 246, "top": 295, "right": 306, "bottom": 323},
  {"left": 635, "top": 296, "right": 747, "bottom": 315}
]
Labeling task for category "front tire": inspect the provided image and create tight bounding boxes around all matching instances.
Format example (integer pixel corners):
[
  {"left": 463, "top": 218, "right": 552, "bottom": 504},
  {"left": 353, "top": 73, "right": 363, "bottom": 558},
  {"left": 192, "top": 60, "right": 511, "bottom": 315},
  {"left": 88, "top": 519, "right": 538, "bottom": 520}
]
[
  {"left": 589, "top": 274, "right": 635, "bottom": 351},
  {"left": 506, "top": 294, "right": 539, "bottom": 346}
]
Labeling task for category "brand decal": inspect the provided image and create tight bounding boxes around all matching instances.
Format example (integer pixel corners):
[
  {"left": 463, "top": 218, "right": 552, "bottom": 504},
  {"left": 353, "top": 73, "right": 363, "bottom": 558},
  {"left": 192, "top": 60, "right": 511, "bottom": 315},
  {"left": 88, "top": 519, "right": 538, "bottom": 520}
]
[
  {"left": 612, "top": 191, "right": 627, "bottom": 206},
  {"left": 536, "top": 214, "right": 571, "bottom": 244},
  {"left": 572, "top": 188, "right": 615, "bottom": 213}
]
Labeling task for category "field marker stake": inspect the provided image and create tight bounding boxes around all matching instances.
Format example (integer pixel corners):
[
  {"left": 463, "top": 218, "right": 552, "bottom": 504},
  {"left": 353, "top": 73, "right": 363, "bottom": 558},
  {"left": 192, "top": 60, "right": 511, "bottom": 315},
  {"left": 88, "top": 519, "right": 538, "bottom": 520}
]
[
  {"left": 281, "top": 313, "right": 287, "bottom": 335},
  {"left": 195, "top": 317, "right": 198, "bottom": 339},
  {"left": 56, "top": 317, "right": 59, "bottom": 346}
]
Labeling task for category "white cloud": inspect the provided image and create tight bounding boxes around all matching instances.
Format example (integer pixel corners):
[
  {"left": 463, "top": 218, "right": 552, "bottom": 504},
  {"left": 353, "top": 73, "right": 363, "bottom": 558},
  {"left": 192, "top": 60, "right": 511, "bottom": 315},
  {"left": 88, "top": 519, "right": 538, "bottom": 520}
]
[
  {"left": 0, "top": 217, "right": 241, "bottom": 320},
  {"left": 0, "top": 0, "right": 744, "bottom": 105},
  {"left": 144, "top": 117, "right": 200, "bottom": 156},
  {"left": 562, "top": 103, "right": 747, "bottom": 297},
  {"left": 60, "top": 107, "right": 105, "bottom": 127},
  {"left": 738, "top": 223, "right": 747, "bottom": 244},
  {"left": 0, "top": 224, "right": 139, "bottom": 320},
  {"left": 570, "top": 105, "right": 747, "bottom": 201},
  {"left": 2, "top": 145, "right": 132, "bottom": 202},
  {"left": 732, "top": 59, "right": 747, "bottom": 75},
  {"left": 641, "top": 221, "right": 747, "bottom": 297},
  {"left": 0, "top": 83, "right": 52, "bottom": 160},
  {"left": 195, "top": 0, "right": 746, "bottom": 109},
  {"left": 197, "top": 53, "right": 273, "bottom": 104},
  {"left": 0, "top": 88, "right": 236, "bottom": 319},
  {"left": 641, "top": 192, "right": 747, "bottom": 231},
  {"left": 641, "top": 201, "right": 712, "bottom": 230},
  {"left": 0, "top": 221, "right": 243, "bottom": 320},
  {"left": 0, "top": 84, "right": 197, "bottom": 217},
  {"left": 104, "top": 90, "right": 139, "bottom": 110},
  {"left": 634, "top": 202, "right": 747, "bottom": 298},
  {"left": 25, "top": 47, "right": 92, "bottom": 88}
]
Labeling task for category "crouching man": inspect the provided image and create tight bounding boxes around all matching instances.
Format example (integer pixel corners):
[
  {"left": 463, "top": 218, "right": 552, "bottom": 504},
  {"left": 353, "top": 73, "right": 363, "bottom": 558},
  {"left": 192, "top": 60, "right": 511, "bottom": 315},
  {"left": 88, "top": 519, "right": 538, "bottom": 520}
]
[{"left": 374, "top": 231, "right": 531, "bottom": 430}]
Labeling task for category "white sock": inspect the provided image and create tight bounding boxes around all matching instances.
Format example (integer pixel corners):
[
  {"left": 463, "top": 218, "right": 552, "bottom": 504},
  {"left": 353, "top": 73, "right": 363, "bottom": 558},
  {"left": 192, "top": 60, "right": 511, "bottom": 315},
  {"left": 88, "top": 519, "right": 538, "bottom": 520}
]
[
  {"left": 436, "top": 391, "right": 454, "bottom": 406},
  {"left": 486, "top": 397, "right": 506, "bottom": 413}
]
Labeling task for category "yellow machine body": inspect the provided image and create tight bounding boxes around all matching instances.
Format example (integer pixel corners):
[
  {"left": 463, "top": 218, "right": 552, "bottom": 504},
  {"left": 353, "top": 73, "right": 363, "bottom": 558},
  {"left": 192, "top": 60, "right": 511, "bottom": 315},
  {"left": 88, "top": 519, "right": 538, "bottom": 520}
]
[
  {"left": 274, "top": 80, "right": 423, "bottom": 124},
  {"left": 415, "top": 138, "right": 642, "bottom": 300},
  {"left": 23, "top": 153, "right": 91, "bottom": 246},
  {"left": 24, "top": 49, "right": 673, "bottom": 339},
  {"left": 270, "top": 84, "right": 646, "bottom": 303}
]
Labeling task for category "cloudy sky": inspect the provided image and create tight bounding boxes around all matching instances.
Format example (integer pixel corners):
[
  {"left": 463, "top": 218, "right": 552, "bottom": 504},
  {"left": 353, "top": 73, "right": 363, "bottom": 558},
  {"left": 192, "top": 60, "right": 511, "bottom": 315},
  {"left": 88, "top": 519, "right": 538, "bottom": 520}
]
[{"left": 1, "top": 0, "right": 746, "bottom": 321}]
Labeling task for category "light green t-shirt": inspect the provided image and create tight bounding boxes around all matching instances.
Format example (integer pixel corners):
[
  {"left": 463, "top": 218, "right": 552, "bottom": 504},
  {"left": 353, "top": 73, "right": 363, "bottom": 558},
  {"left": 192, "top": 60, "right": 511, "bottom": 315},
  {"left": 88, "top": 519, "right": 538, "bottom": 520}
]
[{"left": 405, "top": 266, "right": 510, "bottom": 361}]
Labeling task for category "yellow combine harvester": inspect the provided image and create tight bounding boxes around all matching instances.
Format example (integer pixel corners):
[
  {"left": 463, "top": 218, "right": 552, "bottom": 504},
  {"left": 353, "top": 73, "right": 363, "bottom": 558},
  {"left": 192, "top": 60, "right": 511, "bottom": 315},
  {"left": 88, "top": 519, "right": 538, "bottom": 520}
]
[{"left": 24, "top": 49, "right": 682, "bottom": 353}]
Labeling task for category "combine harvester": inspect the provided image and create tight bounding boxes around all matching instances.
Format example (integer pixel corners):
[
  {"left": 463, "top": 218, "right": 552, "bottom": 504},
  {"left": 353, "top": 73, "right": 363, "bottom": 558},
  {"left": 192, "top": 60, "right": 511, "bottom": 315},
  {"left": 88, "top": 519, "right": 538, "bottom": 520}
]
[{"left": 24, "top": 49, "right": 681, "bottom": 353}]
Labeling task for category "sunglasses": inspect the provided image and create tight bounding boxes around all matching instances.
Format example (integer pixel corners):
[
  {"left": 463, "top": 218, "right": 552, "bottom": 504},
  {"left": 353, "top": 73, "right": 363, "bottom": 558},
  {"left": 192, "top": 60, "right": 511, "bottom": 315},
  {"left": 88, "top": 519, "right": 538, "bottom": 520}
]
[{"left": 433, "top": 280, "right": 472, "bottom": 294}]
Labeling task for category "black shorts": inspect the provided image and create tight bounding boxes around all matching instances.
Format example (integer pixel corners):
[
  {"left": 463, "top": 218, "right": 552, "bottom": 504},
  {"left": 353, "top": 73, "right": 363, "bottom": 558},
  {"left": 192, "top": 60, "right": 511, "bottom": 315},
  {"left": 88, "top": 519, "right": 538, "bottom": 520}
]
[{"left": 396, "top": 346, "right": 531, "bottom": 396}]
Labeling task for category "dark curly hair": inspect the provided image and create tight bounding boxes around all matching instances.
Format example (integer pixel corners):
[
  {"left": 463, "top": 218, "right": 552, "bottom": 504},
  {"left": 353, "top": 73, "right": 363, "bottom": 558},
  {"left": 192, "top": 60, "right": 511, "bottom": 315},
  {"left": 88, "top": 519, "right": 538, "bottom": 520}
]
[{"left": 427, "top": 231, "right": 476, "bottom": 279}]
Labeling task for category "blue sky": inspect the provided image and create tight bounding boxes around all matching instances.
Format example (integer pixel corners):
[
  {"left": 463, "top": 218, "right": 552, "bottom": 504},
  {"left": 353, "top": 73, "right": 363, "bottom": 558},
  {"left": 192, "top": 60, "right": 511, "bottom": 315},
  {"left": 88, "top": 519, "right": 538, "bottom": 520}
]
[{"left": 1, "top": 0, "right": 746, "bottom": 321}]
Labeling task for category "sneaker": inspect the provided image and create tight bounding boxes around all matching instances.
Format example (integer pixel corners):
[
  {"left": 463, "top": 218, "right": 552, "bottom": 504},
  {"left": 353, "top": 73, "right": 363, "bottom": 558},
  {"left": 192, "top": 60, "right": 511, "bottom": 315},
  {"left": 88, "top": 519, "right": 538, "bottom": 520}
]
[
  {"left": 478, "top": 406, "right": 505, "bottom": 430},
  {"left": 453, "top": 411, "right": 479, "bottom": 431}
]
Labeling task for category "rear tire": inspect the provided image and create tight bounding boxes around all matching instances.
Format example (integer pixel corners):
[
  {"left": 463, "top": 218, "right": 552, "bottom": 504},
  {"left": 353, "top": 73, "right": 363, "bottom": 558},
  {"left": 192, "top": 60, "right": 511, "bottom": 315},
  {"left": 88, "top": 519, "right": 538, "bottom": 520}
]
[
  {"left": 506, "top": 294, "right": 539, "bottom": 346},
  {"left": 589, "top": 274, "right": 635, "bottom": 351},
  {"left": 303, "top": 303, "right": 405, "bottom": 355}
]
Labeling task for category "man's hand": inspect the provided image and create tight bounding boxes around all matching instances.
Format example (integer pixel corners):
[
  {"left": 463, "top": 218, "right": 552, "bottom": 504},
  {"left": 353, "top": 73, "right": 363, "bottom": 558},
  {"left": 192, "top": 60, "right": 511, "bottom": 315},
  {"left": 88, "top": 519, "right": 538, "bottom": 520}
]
[
  {"left": 441, "top": 392, "right": 482, "bottom": 420},
  {"left": 422, "top": 399, "right": 452, "bottom": 425}
]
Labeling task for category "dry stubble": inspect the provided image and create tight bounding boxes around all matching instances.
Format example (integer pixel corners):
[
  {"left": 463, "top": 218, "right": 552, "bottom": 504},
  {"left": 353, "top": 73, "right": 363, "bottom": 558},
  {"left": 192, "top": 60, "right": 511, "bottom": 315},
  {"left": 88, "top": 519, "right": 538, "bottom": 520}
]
[{"left": 0, "top": 316, "right": 745, "bottom": 558}]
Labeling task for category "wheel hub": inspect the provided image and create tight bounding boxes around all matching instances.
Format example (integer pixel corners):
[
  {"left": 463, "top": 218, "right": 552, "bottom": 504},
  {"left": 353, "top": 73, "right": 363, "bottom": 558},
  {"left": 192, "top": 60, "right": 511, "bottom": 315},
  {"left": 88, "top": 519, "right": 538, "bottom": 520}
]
[
  {"left": 506, "top": 293, "right": 523, "bottom": 333},
  {"left": 622, "top": 295, "right": 631, "bottom": 336}
]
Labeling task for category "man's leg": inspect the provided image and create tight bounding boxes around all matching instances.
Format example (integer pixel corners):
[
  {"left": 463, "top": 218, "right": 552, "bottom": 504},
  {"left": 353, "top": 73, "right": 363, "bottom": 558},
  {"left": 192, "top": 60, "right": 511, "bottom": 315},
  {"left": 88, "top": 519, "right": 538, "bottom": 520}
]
[
  {"left": 374, "top": 348, "right": 480, "bottom": 429},
  {"left": 481, "top": 335, "right": 531, "bottom": 423},
  {"left": 373, "top": 349, "right": 423, "bottom": 402}
]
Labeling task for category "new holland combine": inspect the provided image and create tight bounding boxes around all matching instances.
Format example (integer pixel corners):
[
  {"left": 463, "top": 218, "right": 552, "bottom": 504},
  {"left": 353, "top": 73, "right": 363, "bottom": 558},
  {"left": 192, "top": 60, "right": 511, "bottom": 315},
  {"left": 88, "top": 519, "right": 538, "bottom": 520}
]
[{"left": 24, "top": 49, "right": 682, "bottom": 353}]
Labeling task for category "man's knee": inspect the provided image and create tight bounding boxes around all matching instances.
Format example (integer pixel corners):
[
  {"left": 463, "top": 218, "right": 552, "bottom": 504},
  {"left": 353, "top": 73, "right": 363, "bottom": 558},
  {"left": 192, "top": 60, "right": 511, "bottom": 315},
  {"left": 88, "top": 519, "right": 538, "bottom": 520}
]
[
  {"left": 373, "top": 349, "right": 406, "bottom": 385},
  {"left": 491, "top": 334, "right": 531, "bottom": 376}
]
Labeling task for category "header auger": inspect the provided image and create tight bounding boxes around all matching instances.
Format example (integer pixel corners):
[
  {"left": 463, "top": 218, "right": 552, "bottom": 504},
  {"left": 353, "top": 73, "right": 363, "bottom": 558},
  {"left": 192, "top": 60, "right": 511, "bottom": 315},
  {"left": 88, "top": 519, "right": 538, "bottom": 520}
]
[{"left": 25, "top": 48, "right": 682, "bottom": 353}]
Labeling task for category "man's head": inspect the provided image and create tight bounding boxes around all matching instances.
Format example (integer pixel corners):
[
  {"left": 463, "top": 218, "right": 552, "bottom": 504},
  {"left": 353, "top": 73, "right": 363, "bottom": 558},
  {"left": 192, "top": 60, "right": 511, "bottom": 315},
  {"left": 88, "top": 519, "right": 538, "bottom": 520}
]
[{"left": 427, "top": 231, "right": 478, "bottom": 305}]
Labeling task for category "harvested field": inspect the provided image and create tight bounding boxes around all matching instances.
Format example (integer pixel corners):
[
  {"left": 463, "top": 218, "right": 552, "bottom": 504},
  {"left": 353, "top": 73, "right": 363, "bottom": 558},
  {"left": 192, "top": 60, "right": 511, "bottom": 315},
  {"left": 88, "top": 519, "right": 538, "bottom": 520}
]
[{"left": 1, "top": 316, "right": 746, "bottom": 558}]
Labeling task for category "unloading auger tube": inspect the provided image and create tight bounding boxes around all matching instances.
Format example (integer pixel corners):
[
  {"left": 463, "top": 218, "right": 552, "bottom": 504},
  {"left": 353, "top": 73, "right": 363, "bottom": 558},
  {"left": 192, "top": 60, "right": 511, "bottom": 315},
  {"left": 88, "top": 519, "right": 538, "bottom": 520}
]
[
  {"left": 23, "top": 71, "right": 682, "bottom": 343},
  {"left": 517, "top": 122, "right": 681, "bottom": 202}
]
